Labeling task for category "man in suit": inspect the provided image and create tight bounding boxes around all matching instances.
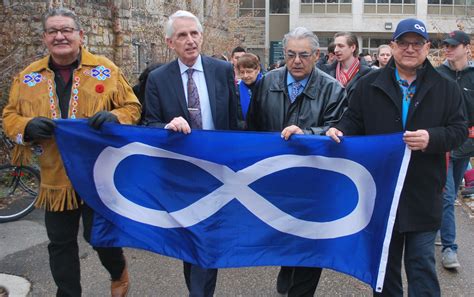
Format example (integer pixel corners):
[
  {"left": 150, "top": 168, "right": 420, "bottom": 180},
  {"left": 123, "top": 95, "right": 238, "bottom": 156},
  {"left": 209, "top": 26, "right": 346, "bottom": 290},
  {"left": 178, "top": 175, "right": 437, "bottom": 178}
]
[{"left": 144, "top": 10, "right": 239, "bottom": 297}]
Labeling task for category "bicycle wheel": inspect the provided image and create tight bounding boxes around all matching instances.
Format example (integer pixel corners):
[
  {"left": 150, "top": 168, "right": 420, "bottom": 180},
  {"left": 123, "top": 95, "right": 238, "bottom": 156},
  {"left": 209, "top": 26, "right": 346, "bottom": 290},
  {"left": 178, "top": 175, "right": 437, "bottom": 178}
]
[{"left": 0, "top": 164, "right": 40, "bottom": 223}]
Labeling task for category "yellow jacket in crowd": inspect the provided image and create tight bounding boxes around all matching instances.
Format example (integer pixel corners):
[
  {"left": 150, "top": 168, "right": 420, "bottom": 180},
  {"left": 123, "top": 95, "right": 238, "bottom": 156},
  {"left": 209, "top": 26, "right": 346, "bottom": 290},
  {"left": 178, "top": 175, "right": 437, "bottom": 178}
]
[{"left": 2, "top": 47, "right": 141, "bottom": 211}]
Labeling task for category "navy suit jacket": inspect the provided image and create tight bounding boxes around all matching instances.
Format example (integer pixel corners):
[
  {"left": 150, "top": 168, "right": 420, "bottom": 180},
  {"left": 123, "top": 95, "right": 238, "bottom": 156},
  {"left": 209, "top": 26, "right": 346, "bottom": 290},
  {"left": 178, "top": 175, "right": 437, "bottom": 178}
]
[{"left": 144, "top": 55, "right": 239, "bottom": 130}]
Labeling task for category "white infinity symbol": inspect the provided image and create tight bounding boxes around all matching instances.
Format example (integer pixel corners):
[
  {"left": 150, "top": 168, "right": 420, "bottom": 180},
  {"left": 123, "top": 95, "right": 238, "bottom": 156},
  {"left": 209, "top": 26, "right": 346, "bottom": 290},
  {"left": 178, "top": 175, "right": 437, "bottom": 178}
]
[
  {"left": 93, "top": 142, "right": 377, "bottom": 239},
  {"left": 414, "top": 24, "right": 426, "bottom": 32}
]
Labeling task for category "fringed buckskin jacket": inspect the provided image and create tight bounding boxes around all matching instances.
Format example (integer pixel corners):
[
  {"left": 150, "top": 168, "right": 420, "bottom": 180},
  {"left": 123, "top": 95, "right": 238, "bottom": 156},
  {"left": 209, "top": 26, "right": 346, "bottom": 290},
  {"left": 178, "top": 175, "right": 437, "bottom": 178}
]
[{"left": 2, "top": 47, "right": 141, "bottom": 211}]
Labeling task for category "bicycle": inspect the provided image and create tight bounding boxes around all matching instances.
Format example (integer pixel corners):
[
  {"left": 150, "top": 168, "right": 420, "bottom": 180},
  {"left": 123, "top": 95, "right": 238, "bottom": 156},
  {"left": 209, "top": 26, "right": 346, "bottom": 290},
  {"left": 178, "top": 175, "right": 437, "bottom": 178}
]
[{"left": 0, "top": 132, "right": 40, "bottom": 223}]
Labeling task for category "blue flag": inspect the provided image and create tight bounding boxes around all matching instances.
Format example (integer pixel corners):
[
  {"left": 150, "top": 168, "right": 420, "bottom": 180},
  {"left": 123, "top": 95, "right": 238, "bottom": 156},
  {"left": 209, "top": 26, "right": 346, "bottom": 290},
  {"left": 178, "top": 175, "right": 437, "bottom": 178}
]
[{"left": 54, "top": 120, "right": 410, "bottom": 292}]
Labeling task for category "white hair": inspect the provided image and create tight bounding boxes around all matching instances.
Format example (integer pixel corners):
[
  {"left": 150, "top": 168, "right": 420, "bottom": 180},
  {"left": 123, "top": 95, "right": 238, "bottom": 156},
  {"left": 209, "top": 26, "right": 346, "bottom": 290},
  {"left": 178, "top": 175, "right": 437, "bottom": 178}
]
[{"left": 165, "top": 10, "right": 203, "bottom": 38}]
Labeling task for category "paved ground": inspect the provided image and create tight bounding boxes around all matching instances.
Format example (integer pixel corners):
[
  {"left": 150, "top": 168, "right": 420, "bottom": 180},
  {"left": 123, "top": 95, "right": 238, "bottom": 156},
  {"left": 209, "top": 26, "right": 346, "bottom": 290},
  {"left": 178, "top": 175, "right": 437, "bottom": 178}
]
[{"left": 1, "top": 203, "right": 473, "bottom": 296}]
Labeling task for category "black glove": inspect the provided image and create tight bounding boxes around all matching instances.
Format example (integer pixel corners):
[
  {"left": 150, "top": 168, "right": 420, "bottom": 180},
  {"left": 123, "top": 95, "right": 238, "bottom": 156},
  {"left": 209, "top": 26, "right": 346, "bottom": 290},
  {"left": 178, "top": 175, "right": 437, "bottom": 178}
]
[
  {"left": 24, "top": 117, "right": 56, "bottom": 141},
  {"left": 88, "top": 111, "right": 118, "bottom": 129}
]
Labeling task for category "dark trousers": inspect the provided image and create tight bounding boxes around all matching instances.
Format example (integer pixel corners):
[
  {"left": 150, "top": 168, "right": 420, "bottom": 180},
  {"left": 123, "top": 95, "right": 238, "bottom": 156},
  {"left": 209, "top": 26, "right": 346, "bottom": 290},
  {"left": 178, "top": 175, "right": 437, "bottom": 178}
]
[
  {"left": 281, "top": 266, "right": 322, "bottom": 297},
  {"left": 45, "top": 203, "right": 126, "bottom": 297},
  {"left": 374, "top": 230, "right": 440, "bottom": 297},
  {"left": 183, "top": 262, "right": 218, "bottom": 297}
]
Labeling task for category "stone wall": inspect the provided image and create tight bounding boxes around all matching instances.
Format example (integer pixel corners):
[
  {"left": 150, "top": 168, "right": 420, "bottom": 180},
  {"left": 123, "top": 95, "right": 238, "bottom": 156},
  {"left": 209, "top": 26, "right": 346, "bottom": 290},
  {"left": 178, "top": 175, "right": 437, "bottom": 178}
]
[
  {"left": 0, "top": 0, "right": 257, "bottom": 108},
  {"left": 228, "top": 15, "right": 266, "bottom": 64},
  {"left": 0, "top": 0, "right": 122, "bottom": 107}
]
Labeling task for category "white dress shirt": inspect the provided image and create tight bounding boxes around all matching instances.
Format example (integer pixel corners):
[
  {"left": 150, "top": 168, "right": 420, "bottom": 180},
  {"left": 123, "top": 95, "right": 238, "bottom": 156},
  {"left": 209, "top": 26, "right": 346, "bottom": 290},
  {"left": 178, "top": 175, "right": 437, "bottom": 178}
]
[{"left": 178, "top": 56, "right": 215, "bottom": 130}]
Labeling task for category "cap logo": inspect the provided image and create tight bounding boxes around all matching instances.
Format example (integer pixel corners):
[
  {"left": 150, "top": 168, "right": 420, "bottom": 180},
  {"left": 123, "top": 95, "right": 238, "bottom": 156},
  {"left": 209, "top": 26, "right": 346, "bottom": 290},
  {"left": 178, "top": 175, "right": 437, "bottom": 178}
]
[
  {"left": 414, "top": 24, "right": 425, "bottom": 32},
  {"left": 449, "top": 32, "right": 455, "bottom": 37}
]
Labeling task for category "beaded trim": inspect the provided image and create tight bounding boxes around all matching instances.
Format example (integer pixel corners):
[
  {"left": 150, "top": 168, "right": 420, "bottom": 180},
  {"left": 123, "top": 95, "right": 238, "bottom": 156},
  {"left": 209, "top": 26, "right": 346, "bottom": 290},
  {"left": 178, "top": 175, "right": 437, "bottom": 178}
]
[
  {"left": 16, "top": 133, "right": 24, "bottom": 145},
  {"left": 32, "top": 144, "right": 44, "bottom": 156},
  {"left": 47, "top": 79, "right": 58, "bottom": 119},
  {"left": 71, "top": 77, "right": 80, "bottom": 119},
  {"left": 47, "top": 76, "right": 80, "bottom": 119}
]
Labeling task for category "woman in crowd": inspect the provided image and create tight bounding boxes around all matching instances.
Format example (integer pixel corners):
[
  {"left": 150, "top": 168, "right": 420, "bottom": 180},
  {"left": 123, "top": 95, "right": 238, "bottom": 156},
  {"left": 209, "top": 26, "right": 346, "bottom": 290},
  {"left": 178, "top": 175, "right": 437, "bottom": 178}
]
[
  {"left": 236, "top": 53, "right": 263, "bottom": 129},
  {"left": 372, "top": 44, "right": 392, "bottom": 69}
]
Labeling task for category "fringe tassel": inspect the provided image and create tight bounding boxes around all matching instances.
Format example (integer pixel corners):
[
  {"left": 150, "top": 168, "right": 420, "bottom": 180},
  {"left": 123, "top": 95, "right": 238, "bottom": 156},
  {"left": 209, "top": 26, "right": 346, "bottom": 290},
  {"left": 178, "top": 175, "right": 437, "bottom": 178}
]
[
  {"left": 11, "top": 145, "right": 32, "bottom": 166},
  {"left": 35, "top": 187, "right": 79, "bottom": 211}
]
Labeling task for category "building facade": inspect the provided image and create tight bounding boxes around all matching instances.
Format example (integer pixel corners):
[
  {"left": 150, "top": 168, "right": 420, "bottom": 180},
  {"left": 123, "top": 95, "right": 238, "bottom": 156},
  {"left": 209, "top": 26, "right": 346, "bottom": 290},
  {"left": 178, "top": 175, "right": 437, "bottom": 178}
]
[
  {"left": 255, "top": 0, "right": 473, "bottom": 65},
  {"left": 0, "top": 0, "right": 472, "bottom": 104}
]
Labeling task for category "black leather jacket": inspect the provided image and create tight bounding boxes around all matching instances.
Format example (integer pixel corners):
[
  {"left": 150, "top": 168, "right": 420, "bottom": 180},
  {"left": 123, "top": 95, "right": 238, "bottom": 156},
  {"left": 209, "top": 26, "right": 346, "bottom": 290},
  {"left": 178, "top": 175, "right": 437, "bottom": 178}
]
[{"left": 246, "top": 66, "right": 346, "bottom": 135}]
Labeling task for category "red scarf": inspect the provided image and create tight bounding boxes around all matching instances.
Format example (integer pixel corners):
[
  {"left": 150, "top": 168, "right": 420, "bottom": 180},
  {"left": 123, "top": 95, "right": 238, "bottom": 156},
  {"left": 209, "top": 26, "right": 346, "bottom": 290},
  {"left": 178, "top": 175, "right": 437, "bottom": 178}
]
[{"left": 336, "top": 58, "right": 360, "bottom": 87}]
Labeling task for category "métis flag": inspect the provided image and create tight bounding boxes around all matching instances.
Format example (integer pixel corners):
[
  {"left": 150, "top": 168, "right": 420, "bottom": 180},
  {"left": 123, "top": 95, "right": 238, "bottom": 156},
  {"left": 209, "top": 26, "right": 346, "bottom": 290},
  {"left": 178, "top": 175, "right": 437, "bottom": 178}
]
[{"left": 54, "top": 120, "right": 410, "bottom": 292}]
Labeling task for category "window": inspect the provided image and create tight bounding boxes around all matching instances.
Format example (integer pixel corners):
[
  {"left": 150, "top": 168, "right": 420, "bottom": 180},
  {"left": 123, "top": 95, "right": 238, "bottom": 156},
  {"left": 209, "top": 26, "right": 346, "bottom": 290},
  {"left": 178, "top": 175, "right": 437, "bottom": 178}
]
[
  {"left": 361, "top": 38, "right": 393, "bottom": 54},
  {"left": 364, "top": 0, "right": 416, "bottom": 14},
  {"left": 315, "top": 36, "right": 333, "bottom": 48},
  {"left": 428, "top": 0, "right": 473, "bottom": 15},
  {"left": 270, "top": 0, "right": 289, "bottom": 13},
  {"left": 240, "top": 0, "right": 265, "bottom": 17},
  {"left": 300, "top": 0, "right": 352, "bottom": 14}
]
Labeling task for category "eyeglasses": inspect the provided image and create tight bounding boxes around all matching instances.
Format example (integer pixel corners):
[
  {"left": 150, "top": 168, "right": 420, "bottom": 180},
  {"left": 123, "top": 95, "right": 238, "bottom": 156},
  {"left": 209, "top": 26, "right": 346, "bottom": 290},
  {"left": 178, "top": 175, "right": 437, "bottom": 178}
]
[
  {"left": 395, "top": 40, "right": 426, "bottom": 50},
  {"left": 44, "top": 27, "right": 79, "bottom": 37},
  {"left": 285, "top": 51, "right": 315, "bottom": 61}
]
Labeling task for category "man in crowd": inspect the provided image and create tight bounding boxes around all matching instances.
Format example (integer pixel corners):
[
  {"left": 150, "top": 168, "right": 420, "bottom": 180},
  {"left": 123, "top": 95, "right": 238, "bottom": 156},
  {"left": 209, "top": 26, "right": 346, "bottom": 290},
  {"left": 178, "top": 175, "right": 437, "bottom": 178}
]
[
  {"left": 2, "top": 7, "right": 141, "bottom": 297},
  {"left": 246, "top": 27, "right": 347, "bottom": 297},
  {"left": 230, "top": 46, "right": 246, "bottom": 83},
  {"left": 324, "top": 31, "right": 372, "bottom": 97},
  {"left": 437, "top": 30, "right": 473, "bottom": 269},
  {"left": 316, "top": 42, "right": 336, "bottom": 73},
  {"left": 326, "top": 18, "right": 467, "bottom": 296},
  {"left": 144, "top": 10, "right": 239, "bottom": 297},
  {"left": 326, "top": 42, "right": 337, "bottom": 65},
  {"left": 360, "top": 52, "right": 374, "bottom": 65}
]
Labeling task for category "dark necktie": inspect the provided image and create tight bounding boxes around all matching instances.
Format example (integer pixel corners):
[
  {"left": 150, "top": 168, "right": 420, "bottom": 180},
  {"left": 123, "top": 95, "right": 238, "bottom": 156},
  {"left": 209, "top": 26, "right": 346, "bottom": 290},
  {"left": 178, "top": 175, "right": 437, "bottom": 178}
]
[
  {"left": 186, "top": 68, "right": 202, "bottom": 129},
  {"left": 290, "top": 81, "right": 302, "bottom": 103}
]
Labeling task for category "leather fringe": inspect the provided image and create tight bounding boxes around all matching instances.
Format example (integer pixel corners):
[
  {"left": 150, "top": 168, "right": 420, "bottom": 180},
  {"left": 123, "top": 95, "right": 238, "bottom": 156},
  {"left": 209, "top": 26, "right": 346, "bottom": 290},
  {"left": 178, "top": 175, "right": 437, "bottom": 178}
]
[
  {"left": 11, "top": 145, "right": 32, "bottom": 166},
  {"left": 35, "top": 187, "right": 79, "bottom": 211}
]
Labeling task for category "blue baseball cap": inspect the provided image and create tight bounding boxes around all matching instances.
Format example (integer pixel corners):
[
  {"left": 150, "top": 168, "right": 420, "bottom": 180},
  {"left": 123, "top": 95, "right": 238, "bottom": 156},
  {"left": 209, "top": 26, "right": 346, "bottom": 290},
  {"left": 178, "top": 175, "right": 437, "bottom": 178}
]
[{"left": 393, "top": 18, "right": 429, "bottom": 41}]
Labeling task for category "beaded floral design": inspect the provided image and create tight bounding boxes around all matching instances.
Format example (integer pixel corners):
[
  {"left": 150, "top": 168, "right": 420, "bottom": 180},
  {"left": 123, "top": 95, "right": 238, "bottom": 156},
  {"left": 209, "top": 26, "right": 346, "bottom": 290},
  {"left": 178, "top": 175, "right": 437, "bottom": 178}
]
[
  {"left": 91, "top": 65, "right": 111, "bottom": 81},
  {"left": 23, "top": 72, "right": 43, "bottom": 87}
]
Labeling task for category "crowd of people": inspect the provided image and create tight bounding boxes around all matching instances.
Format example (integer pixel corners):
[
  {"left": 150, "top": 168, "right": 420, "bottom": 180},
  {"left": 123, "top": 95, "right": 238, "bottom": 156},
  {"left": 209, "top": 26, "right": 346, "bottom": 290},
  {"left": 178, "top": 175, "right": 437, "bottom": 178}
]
[{"left": 2, "top": 6, "right": 473, "bottom": 297}]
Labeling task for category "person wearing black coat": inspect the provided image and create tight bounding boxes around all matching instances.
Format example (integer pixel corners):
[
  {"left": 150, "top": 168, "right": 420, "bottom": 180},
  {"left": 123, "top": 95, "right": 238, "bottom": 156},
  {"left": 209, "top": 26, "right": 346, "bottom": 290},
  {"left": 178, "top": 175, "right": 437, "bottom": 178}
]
[
  {"left": 436, "top": 30, "right": 474, "bottom": 269},
  {"left": 132, "top": 62, "right": 163, "bottom": 124},
  {"left": 327, "top": 19, "right": 467, "bottom": 297},
  {"left": 247, "top": 27, "right": 347, "bottom": 297}
]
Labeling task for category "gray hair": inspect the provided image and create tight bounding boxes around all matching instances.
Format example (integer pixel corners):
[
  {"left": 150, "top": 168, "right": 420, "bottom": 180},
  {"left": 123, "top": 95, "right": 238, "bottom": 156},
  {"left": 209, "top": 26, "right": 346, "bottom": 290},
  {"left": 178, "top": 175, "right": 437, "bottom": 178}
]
[
  {"left": 42, "top": 8, "right": 82, "bottom": 31},
  {"left": 282, "top": 27, "right": 320, "bottom": 52},
  {"left": 165, "top": 10, "right": 203, "bottom": 39}
]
